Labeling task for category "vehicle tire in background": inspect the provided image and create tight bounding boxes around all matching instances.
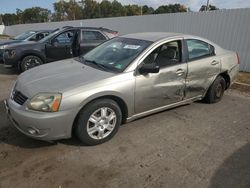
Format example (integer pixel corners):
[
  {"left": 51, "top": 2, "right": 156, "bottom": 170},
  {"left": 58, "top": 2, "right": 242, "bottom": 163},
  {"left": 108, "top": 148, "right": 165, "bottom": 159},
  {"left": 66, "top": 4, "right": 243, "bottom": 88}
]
[
  {"left": 75, "top": 99, "right": 122, "bottom": 145},
  {"left": 203, "top": 75, "right": 226, "bottom": 103},
  {"left": 20, "top": 55, "right": 43, "bottom": 72}
]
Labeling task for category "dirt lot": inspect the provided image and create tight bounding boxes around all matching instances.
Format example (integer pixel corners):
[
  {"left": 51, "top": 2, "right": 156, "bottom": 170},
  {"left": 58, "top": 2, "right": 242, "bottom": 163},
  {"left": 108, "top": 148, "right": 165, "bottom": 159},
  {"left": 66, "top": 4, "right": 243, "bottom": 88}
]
[
  {"left": 0, "top": 64, "right": 250, "bottom": 188},
  {"left": 236, "top": 72, "right": 250, "bottom": 85},
  {"left": 0, "top": 35, "right": 11, "bottom": 40}
]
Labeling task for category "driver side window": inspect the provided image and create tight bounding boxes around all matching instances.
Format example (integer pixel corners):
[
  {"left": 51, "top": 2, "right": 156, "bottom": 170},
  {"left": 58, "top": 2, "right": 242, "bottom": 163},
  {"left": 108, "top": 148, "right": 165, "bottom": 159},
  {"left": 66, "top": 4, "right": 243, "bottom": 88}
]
[
  {"left": 53, "top": 31, "right": 74, "bottom": 44},
  {"left": 143, "top": 40, "right": 182, "bottom": 68}
]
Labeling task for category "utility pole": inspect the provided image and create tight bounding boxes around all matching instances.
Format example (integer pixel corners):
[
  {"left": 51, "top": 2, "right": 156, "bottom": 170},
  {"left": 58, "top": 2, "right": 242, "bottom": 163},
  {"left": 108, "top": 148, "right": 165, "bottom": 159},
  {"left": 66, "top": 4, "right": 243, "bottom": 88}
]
[{"left": 206, "top": 0, "right": 210, "bottom": 11}]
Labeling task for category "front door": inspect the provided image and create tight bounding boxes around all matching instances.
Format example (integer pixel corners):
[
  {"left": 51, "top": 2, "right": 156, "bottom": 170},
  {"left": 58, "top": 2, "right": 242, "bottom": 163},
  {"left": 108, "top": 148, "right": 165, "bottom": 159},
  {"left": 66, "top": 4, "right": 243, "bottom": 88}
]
[
  {"left": 46, "top": 30, "right": 75, "bottom": 62},
  {"left": 135, "top": 40, "right": 187, "bottom": 114}
]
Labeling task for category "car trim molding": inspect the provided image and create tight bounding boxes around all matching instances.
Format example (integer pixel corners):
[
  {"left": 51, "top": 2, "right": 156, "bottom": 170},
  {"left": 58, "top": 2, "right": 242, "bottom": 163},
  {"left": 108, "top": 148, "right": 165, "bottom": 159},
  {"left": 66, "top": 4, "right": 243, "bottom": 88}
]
[{"left": 126, "top": 95, "right": 202, "bottom": 122}]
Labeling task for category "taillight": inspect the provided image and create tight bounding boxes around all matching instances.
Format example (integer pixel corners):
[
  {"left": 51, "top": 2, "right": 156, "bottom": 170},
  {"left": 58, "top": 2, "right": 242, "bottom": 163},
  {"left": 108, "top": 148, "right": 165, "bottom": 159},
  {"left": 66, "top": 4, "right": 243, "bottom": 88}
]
[
  {"left": 236, "top": 53, "right": 240, "bottom": 64},
  {"left": 110, "top": 31, "right": 118, "bottom": 36}
]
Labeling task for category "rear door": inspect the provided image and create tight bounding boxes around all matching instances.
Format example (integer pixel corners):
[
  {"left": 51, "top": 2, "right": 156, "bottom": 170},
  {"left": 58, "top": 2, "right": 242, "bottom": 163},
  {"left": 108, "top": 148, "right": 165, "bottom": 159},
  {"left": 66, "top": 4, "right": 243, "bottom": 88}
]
[
  {"left": 184, "top": 39, "right": 221, "bottom": 99},
  {"left": 45, "top": 30, "right": 75, "bottom": 62},
  {"left": 80, "top": 30, "right": 107, "bottom": 55}
]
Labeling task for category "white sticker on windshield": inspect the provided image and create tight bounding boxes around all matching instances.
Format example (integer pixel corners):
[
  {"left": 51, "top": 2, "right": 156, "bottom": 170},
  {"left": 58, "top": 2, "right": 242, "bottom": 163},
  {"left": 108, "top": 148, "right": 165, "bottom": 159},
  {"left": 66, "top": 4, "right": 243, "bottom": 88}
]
[{"left": 123, "top": 45, "right": 141, "bottom": 49}]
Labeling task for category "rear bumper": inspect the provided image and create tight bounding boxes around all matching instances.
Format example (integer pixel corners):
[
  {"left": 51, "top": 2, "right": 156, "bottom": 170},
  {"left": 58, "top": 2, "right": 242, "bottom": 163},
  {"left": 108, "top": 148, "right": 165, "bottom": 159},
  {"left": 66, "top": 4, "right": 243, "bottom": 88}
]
[{"left": 5, "top": 98, "right": 77, "bottom": 141}]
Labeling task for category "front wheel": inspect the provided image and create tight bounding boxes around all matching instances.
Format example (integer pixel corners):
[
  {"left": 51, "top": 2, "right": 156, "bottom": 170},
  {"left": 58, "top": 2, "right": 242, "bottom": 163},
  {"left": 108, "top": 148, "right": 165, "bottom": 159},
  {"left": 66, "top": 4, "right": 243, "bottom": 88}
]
[
  {"left": 203, "top": 75, "right": 226, "bottom": 103},
  {"left": 75, "top": 99, "right": 122, "bottom": 145},
  {"left": 20, "top": 55, "right": 43, "bottom": 72}
]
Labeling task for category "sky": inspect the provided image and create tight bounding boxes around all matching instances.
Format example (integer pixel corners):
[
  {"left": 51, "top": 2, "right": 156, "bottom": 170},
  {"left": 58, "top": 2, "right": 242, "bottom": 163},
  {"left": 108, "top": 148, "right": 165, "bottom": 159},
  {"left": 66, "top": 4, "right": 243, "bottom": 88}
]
[{"left": 0, "top": 0, "right": 250, "bottom": 14}]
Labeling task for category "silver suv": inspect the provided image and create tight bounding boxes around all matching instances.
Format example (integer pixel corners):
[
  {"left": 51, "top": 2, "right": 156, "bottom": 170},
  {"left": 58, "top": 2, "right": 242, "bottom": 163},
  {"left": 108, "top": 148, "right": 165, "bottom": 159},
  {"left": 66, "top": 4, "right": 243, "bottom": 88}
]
[{"left": 5, "top": 32, "right": 239, "bottom": 145}]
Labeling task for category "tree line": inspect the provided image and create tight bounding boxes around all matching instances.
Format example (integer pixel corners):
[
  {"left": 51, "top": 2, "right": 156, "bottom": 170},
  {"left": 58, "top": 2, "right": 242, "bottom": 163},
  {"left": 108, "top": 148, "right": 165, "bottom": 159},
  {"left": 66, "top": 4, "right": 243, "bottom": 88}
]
[{"left": 0, "top": 0, "right": 218, "bottom": 26}]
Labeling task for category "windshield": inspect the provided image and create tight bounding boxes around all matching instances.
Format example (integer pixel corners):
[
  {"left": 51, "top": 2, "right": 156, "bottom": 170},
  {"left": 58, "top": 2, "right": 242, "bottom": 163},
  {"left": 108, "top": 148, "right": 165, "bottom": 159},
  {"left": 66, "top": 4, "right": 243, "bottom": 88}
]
[
  {"left": 40, "top": 29, "right": 60, "bottom": 43},
  {"left": 14, "top": 31, "right": 36, "bottom": 40},
  {"left": 82, "top": 37, "right": 153, "bottom": 73}
]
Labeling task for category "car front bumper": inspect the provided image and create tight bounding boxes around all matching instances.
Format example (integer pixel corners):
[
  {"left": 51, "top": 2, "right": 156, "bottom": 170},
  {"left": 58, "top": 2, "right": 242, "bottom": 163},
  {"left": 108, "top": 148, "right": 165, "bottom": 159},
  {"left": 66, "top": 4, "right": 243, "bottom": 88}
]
[
  {"left": 4, "top": 98, "right": 77, "bottom": 141},
  {"left": 3, "top": 51, "right": 19, "bottom": 67}
]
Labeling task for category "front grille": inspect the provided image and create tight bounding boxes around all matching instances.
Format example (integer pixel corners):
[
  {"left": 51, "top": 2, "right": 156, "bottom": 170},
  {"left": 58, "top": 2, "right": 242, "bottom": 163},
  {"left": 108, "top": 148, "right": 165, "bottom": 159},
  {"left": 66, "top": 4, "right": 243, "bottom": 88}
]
[{"left": 12, "top": 90, "right": 28, "bottom": 105}]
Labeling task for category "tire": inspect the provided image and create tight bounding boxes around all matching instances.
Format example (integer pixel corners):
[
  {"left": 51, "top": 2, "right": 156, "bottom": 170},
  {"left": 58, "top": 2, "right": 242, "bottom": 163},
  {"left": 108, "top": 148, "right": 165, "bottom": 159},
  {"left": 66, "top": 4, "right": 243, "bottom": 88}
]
[
  {"left": 20, "top": 55, "right": 43, "bottom": 72},
  {"left": 203, "top": 75, "right": 226, "bottom": 104},
  {"left": 75, "top": 99, "right": 122, "bottom": 145}
]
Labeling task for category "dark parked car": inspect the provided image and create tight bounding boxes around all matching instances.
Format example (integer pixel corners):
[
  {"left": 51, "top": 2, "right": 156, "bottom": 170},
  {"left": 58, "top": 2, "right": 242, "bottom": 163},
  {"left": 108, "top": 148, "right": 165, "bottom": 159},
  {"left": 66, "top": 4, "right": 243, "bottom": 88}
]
[
  {"left": 0, "top": 30, "right": 51, "bottom": 62},
  {"left": 3, "top": 27, "right": 118, "bottom": 72}
]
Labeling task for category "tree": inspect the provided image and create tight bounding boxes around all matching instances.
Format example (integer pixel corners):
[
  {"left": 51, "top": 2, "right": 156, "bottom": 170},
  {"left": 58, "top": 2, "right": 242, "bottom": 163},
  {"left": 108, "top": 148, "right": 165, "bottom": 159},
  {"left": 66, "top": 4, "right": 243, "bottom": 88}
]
[
  {"left": 142, "top": 5, "right": 154, "bottom": 15},
  {"left": 99, "top": 0, "right": 112, "bottom": 17},
  {"left": 53, "top": 0, "right": 67, "bottom": 21},
  {"left": 82, "top": 0, "right": 100, "bottom": 19},
  {"left": 124, "top": 5, "right": 141, "bottom": 16},
  {"left": 154, "top": 4, "right": 187, "bottom": 14},
  {"left": 16, "top": 9, "right": 23, "bottom": 24},
  {"left": 111, "top": 0, "right": 126, "bottom": 17},
  {"left": 21, "top": 7, "right": 51, "bottom": 23},
  {"left": 199, "top": 4, "right": 219, "bottom": 11},
  {"left": 1, "top": 0, "right": 190, "bottom": 25},
  {"left": 2, "top": 14, "right": 18, "bottom": 26},
  {"left": 0, "top": 14, "right": 3, "bottom": 24},
  {"left": 64, "top": 0, "right": 82, "bottom": 20}
]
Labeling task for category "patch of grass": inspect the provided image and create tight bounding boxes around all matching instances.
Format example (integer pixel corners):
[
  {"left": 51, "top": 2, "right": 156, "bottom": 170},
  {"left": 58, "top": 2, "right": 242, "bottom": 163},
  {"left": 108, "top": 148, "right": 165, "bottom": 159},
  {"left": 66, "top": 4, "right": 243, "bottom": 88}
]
[
  {"left": 0, "top": 34, "right": 11, "bottom": 40},
  {"left": 236, "top": 72, "right": 250, "bottom": 85}
]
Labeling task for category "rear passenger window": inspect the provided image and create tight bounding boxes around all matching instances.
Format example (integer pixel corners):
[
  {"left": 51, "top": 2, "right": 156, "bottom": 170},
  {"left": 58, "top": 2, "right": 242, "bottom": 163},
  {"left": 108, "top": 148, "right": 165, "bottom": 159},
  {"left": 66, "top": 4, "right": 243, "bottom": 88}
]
[
  {"left": 187, "top": 39, "right": 214, "bottom": 60},
  {"left": 82, "top": 31, "right": 106, "bottom": 42}
]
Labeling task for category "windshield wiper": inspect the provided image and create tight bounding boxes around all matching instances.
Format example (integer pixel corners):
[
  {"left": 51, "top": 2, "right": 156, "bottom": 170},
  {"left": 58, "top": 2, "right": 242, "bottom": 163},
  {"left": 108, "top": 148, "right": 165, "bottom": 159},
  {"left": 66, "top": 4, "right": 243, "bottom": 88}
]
[{"left": 82, "top": 58, "right": 110, "bottom": 71}]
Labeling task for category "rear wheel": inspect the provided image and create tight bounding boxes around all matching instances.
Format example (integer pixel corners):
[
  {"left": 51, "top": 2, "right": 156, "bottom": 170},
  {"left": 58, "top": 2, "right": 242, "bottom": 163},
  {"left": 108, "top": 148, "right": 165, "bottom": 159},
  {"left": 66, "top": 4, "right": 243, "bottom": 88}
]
[
  {"left": 75, "top": 99, "right": 122, "bottom": 145},
  {"left": 20, "top": 55, "right": 43, "bottom": 72},
  {"left": 203, "top": 75, "right": 226, "bottom": 103}
]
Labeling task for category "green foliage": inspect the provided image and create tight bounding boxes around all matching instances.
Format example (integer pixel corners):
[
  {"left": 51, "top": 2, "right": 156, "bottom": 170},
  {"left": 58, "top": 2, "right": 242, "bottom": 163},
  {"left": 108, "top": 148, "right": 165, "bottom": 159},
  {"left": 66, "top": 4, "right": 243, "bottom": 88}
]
[
  {"left": 199, "top": 4, "right": 219, "bottom": 11},
  {"left": 21, "top": 7, "right": 51, "bottom": 23},
  {"left": 124, "top": 5, "right": 142, "bottom": 16},
  {"left": 2, "top": 7, "right": 51, "bottom": 25},
  {"left": 1, "top": 0, "right": 189, "bottom": 25},
  {"left": 0, "top": 14, "right": 3, "bottom": 24},
  {"left": 53, "top": 0, "right": 82, "bottom": 21},
  {"left": 154, "top": 4, "right": 187, "bottom": 14},
  {"left": 142, "top": 5, "right": 154, "bottom": 15},
  {"left": 2, "top": 13, "right": 18, "bottom": 26}
]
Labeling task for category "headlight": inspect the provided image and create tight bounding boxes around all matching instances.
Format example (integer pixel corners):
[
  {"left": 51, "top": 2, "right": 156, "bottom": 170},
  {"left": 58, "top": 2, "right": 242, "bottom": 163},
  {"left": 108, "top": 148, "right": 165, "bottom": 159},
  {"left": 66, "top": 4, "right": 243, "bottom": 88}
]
[
  {"left": 0, "top": 45, "right": 7, "bottom": 49},
  {"left": 5, "top": 49, "right": 16, "bottom": 58},
  {"left": 27, "top": 93, "right": 62, "bottom": 112}
]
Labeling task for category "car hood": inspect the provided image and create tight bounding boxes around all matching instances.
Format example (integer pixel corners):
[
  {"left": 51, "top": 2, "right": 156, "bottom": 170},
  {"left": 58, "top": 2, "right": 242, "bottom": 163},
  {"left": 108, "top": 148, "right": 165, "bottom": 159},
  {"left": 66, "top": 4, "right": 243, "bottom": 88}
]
[
  {"left": 16, "top": 58, "right": 115, "bottom": 98},
  {"left": 0, "top": 39, "right": 22, "bottom": 46},
  {"left": 4, "top": 40, "right": 40, "bottom": 49}
]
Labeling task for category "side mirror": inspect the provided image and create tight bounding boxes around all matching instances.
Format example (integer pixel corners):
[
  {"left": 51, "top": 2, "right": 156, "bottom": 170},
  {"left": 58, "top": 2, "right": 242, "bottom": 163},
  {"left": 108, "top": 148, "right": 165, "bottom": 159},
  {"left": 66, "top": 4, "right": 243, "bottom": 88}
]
[{"left": 139, "top": 63, "right": 160, "bottom": 74}]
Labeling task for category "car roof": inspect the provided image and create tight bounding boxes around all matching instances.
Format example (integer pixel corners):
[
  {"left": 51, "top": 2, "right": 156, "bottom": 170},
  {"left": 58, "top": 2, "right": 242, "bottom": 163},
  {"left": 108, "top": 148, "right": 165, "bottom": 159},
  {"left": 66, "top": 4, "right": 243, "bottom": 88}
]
[
  {"left": 35, "top": 30, "right": 52, "bottom": 33},
  {"left": 120, "top": 32, "right": 185, "bottom": 42},
  {"left": 63, "top": 26, "right": 117, "bottom": 33},
  {"left": 26, "top": 30, "right": 52, "bottom": 33}
]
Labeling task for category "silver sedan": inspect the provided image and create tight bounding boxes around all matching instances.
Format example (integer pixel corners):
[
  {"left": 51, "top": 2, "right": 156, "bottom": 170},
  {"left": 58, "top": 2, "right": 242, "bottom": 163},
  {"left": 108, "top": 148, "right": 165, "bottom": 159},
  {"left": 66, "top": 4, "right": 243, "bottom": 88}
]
[{"left": 5, "top": 32, "right": 239, "bottom": 145}]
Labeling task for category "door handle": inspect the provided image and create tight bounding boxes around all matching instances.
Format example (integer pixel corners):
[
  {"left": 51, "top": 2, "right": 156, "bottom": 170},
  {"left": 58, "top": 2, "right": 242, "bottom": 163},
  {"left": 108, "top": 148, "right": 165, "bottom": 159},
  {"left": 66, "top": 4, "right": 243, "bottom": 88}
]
[
  {"left": 211, "top": 60, "right": 219, "bottom": 65},
  {"left": 65, "top": 46, "right": 73, "bottom": 55},
  {"left": 176, "top": 69, "right": 185, "bottom": 76}
]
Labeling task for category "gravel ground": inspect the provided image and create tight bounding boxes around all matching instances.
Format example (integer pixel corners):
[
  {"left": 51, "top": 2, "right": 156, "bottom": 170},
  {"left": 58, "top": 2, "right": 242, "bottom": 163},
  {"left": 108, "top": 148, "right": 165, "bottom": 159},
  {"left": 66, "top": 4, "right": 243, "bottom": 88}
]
[{"left": 0, "top": 64, "right": 249, "bottom": 188}]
